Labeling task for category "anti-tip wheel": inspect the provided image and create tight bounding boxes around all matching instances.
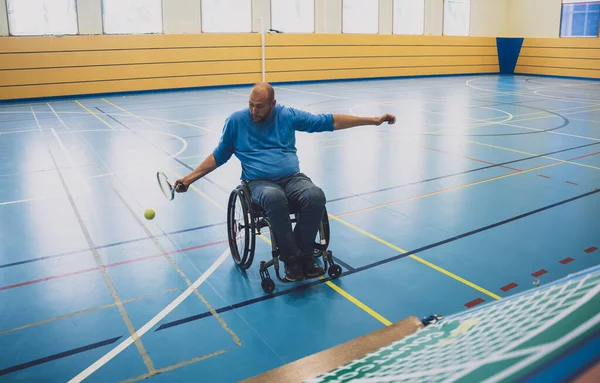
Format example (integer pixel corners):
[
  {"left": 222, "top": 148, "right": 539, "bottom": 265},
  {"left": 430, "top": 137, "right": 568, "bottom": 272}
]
[
  {"left": 261, "top": 278, "right": 275, "bottom": 293},
  {"left": 328, "top": 264, "right": 342, "bottom": 279}
]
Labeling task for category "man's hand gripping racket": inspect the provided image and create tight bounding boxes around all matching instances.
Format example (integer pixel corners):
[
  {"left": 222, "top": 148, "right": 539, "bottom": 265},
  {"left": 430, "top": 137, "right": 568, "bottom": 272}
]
[{"left": 156, "top": 172, "right": 188, "bottom": 201}]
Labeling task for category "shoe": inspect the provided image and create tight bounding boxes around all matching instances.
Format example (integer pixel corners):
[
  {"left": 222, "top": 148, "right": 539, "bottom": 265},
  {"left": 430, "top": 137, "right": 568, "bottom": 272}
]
[
  {"left": 302, "top": 257, "right": 325, "bottom": 278},
  {"left": 283, "top": 257, "right": 304, "bottom": 282}
]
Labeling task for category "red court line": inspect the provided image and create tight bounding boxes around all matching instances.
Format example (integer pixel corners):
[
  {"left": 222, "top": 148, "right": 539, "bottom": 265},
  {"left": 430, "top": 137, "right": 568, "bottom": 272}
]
[
  {"left": 0, "top": 267, "right": 101, "bottom": 291},
  {"left": 419, "top": 146, "right": 522, "bottom": 172},
  {"left": 0, "top": 239, "right": 229, "bottom": 292},
  {"left": 500, "top": 282, "right": 518, "bottom": 292},
  {"left": 538, "top": 175, "right": 551, "bottom": 179},
  {"left": 532, "top": 269, "right": 548, "bottom": 277},
  {"left": 585, "top": 247, "right": 598, "bottom": 253},
  {"left": 560, "top": 257, "right": 575, "bottom": 265},
  {"left": 338, "top": 150, "right": 600, "bottom": 218},
  {"left": 465, "top": 298, "right": 485, "bottom": 308},
  {"left": 566, "top": 181, "right": 578, "bottom": 186},
  {"left": 4, "top": 150, "right": 599, "bottom": 292}
]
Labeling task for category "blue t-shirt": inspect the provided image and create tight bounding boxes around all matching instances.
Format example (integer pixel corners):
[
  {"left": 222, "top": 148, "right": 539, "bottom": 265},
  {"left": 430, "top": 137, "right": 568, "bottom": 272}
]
[{"left": 212, "top": 104, "right": 334, "bottom": 181}]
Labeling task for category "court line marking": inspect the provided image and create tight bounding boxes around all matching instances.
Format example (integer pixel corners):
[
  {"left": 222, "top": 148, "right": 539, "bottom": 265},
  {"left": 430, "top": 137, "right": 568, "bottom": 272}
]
[
  {"left": 68, "top": 104, "right": 241, "bottom": 348},
  {"left": 337, "top": 153, "right": 594, "bottom": 219},
  {"left": 47, "top": 104, "right": 92, "bottom": 193},
  {"left": 326, "top": 214, "right": 501, "bottom": 301},
  {"left": 0, "top": 238, "right": 230, "bottom": 292},
  {"left": 52, "top": 128, "right": 188, "bottom": 158},
  {"left": 0, "top": 288, "right": 181, "bottom": 336},
  {"left": 184, "top": 184, "right": 392, "bottom": 326},
  {"left": 75, "top": 101, "right": 115, "bottom": 130},
  {"left": 0, "top": 196, "right": 50, "bottom": 206},
  {"left": 119, "top": 350, "right": 228, "bottom": 383},
  {"left": 155, "top": 188, "right": 600, "bottom": 333},
  {"left": 427, "top": 106, "right": 600, "bottom": 139},
  {"left": 32, "top": 106, "right": 157, "bottom": 376},
  {"left": 99, "top": 89, "right": 596, "bottom": 308},
  {"left": 465, "top": 78, "right": 598, "bottom": 105},
  {"left": 464, "top": 140, "right": 600, "bottom": 172},
  {"left": 278, "top": 82, "right": 600, "bottom": 143},
  {"left": 101, "top": 98, "right": 218, "bottom": 135},
  {"left": 6, "top": 147, "right": 599, "bottom": 293},
  {"left": 68, "top": 247, "right": 231, "bottom": 383}
]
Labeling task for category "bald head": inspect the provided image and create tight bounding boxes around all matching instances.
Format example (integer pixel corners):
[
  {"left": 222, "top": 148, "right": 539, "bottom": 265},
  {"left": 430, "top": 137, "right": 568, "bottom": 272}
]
[
  {"left": 250, "top": 82, "right": 275, "bottom": 102},
  {"left": 249, "top": 82, "right": 276, "bottom": 122}
]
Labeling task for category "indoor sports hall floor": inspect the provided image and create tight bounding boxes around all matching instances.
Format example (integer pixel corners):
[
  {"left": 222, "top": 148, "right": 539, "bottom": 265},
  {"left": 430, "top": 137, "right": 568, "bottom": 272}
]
[{"left": 1, "top": 74, "right": 599, "bottom": 382}]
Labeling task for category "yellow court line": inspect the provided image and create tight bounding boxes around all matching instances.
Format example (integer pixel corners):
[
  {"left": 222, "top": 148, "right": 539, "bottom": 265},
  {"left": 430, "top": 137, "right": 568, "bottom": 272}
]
[
  {"left": 102, "top": 98, "right": 157, "bottom": 127},
  {"left": 232, "top": 208, "right": 392, "bottom": 326},
  {"left": 322, "top": 278, "right": 393, "bottom": 326},
  {"left": 75, "top": 101, "right": 115, "bottom": 130},
  {"left": 102, "top": 98, "right": 218, "bottom": 135},
  {"left": 327, "top": 215, "right": 502, "bottom": 301},
  {"left": 106, "top": 99, "right": 393, "bottom": 327},
  {"left": 338, "top": 161, "right": 562, "bottom": 218},
  {"left": 466, "top": 140, "right": 600, "bottom": 171},
  {"left": 426, "top": 105, "right": 600, "bottom": 135}
]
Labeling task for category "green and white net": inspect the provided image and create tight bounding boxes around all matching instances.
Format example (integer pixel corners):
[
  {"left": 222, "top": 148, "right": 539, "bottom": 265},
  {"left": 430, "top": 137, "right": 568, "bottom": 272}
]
[{"left": 307, "top": 266, "right": 600, "bottom": 383}]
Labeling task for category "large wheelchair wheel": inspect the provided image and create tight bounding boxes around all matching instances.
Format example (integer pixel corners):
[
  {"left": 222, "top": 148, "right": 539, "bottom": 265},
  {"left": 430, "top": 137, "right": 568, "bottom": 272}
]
[
  {"left": 313, "top": 208, "right": 330, "bottom": 257},
  {"left": 227, "top": 187, "right": 255, "bottom": 269}
]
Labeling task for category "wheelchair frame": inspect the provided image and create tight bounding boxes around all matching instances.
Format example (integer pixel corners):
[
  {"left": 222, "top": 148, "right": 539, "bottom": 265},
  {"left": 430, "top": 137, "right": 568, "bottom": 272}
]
[{"left": 226, "top": 182, "right": 342, "bottom": 293}]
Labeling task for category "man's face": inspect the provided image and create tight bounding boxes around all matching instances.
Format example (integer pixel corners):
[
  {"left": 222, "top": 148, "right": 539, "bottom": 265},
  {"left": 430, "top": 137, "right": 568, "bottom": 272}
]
[{"left": 249, "top": 92, "right": 275, "bottom": 123}]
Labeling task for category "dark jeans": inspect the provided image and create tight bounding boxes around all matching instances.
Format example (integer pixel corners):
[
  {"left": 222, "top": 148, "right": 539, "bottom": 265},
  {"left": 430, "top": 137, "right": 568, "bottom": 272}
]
[{"left": 247, "top": 173, "right": 326, "bottom": 262}]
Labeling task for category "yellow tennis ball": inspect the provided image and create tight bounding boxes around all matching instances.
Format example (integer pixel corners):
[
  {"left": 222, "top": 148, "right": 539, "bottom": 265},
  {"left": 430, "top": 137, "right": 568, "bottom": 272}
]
[{"left": 144, "top": 209, "right": 155, "bottom": 220}]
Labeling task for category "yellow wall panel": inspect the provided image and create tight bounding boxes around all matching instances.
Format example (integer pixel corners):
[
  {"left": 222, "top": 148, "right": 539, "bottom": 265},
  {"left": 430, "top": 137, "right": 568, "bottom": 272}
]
[
  {"left": 267, "top": 45, "right": 498, "bottom": 59},
  {"left": 0, "top": 61, "right": 262, "bottom": 86},
  {"left": 518, "top": 57, "right": 600, "bottom": 71},
  {"left": 0, "top": 34, "right": 261, "bottom": 53},
  {"left": 0, "top": 33, "right": 499, "bottom": 100},
  {"left": 268, "top": 66, "right": 499, "bottom": 83},
  {"left": 515, "top": 66, "right": 600, "bottom": 79},
  {"left": 267, "top": 56, "right": 498, "bottom": 72},
  {"left": 519, "top": 47, "right": 600, "bottom": 60},
  {"left": 0, "top": 47, "right": 262, "bottom": 70},
  {"left": 265, "top": 34, "right": 497, "bottom": 47},
  {"left": 0, "top": 73, "right": 262, "bottom": 100},
  {"left": 516, "top": 37, "right": 600, "bottom": 80}
]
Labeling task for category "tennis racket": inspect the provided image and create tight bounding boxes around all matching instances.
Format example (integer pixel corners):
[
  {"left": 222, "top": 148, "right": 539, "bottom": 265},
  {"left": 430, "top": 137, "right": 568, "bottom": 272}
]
[{"left": 156, "top": 171, "right": 184, "bottom": 200}]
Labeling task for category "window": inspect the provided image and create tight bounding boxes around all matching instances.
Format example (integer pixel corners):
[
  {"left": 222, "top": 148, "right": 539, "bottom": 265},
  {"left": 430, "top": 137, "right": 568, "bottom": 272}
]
[
  {"left": 102, "top": 0, "right": 163, "bottom": 34},
  {"left": 393, "top": 0, "right": 425, "bottom": 35},
  {"left": 7, "top": 0, "right": 78, "bottom": 36},
  {"left": 342, "top": 0, "right": 379, "bottom": 34},
  {"left": 560, "top": 0, "right": 600, "bottom": 37},
  {"left": 271, "top": 0, "right": 314, "bottom": 33},
  {"left": 443, "top": 0, "right": 470, "bottom": 36},
  {"left": 202, "top": 0, "right": 252, "bottom": 33}
]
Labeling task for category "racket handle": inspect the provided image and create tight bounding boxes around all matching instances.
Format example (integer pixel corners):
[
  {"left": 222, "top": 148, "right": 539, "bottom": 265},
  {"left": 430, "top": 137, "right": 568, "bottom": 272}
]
[{"left": 175, "top": 183, "right": 185, "bottom": 192}]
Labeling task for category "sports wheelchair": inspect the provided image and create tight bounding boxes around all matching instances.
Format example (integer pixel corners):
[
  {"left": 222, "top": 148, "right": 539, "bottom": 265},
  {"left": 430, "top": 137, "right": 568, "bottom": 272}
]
[{"left": 226, "top": 182, "right": 343, "bottom": 293}]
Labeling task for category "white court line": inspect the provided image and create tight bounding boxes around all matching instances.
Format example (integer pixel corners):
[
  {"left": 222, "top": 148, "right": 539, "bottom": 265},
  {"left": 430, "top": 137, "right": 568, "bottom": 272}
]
[
  {"left": 68, "top": 247, "right": 231, "bottom": 383},
  {"left": 0, "top": 196, "right": 49, "bottom": 206},
  {"left": 0, "top": 128, "right": 50, "bottom": 135},
  {"left": 53, "top": 129, "right": 189, "bottom": 159}
]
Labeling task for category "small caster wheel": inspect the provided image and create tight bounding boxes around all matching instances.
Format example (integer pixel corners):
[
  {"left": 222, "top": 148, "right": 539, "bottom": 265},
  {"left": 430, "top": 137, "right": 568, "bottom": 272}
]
[
  {"left": 328, "top": 264, "right": 342, "bottom": 279},
  {"left": 261, "top": 278, "right": 275, "bottom": 293},
  {"left": 313, "top": 248, "right": 322, "bottom": 258}
]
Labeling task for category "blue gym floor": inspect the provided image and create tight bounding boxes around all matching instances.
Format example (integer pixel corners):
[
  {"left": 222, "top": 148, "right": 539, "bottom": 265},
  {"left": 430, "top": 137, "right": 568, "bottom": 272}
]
[{"left": 1, "top": 74, "right": 599, "bottom": 382}]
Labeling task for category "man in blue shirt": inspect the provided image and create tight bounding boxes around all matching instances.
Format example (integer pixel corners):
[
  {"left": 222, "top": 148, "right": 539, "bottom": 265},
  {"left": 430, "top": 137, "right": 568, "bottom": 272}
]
[{"left": 174, "top": 82, "right": 395, "bottom": 282}]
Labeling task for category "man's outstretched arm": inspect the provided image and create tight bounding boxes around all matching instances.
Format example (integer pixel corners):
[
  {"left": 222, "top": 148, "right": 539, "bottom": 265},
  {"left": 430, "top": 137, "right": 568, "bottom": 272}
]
[
  {"left": 174, "top": 154, "right": 219, "bottom": 192},
  {"left": 332, "top": 113, "right": 396, "bottom": 131}
]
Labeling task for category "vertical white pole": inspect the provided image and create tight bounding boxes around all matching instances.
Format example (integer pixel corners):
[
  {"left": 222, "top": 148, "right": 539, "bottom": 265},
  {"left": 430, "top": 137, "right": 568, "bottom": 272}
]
[{"left": 259, "top": 16, "right": 265, "bottom": 82}]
